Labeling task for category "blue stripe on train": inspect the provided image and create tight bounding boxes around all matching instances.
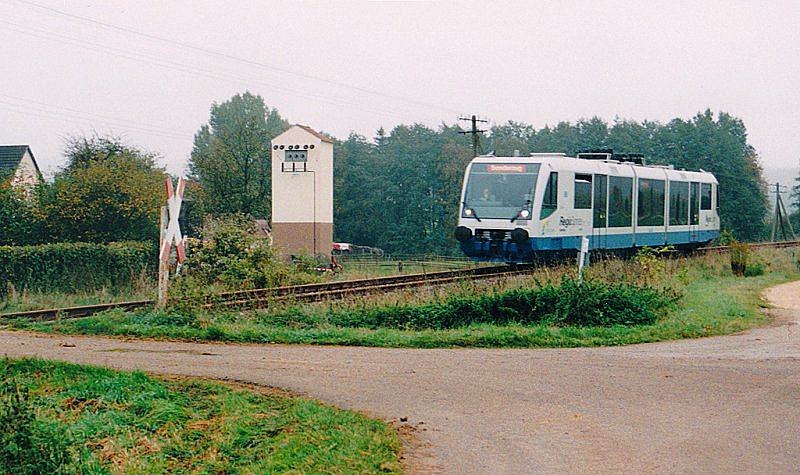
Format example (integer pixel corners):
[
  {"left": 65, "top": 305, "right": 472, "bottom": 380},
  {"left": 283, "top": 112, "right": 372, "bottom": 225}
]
[{"left": 459, "top": 229, "right": 719, "bottom": 261}]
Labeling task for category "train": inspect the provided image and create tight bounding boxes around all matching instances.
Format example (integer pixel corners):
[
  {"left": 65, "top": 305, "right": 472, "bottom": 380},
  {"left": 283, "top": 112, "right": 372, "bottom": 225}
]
[{"left": 454, "top": 150, "right": 720, "bottom": 262}]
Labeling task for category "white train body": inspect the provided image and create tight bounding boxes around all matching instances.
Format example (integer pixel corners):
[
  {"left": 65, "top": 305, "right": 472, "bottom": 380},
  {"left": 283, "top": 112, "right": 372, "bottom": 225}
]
[{"left": 455, "top": 152, "right": 720, "bottom": 261}]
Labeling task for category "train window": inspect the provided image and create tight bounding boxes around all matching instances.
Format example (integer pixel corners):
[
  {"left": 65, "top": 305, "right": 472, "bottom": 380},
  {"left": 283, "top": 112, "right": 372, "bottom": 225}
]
[
  {"left": 701, "top": 183, "right": 712, "bottom": 210},
  {"left": 669, "top": 181, "right": 689, "bottom": 226},
  {"left": 690, "top": 182, "right": 700, "bottom": 225},
  {"left": 574, "top": 174, "right": 592, "bottom": 209},
  {"left": 540, "top": 172, "right": 558, "bottom": 219},
  {"left": 608, "top": 177, "right": 633, "bottom": 228},
  {"left": 462, "top": 163, "right": 541, "bottom": 220},
  {"left": 593, "top": 174, "right": 607, "bottom": 228},
  {"left": 637, "top": 179, "right": 665, "bottom": 227}
]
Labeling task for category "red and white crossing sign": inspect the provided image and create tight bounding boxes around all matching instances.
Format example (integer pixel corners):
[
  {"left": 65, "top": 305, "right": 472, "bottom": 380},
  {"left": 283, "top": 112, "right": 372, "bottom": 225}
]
[{"left": 159, "top": 177, "right": 186, "bottom": 264}]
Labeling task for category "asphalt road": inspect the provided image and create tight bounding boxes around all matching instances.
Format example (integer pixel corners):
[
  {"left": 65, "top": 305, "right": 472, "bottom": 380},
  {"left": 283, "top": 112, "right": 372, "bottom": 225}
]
[{"left": 2, "top": 281, "right": 799, "bottom": 474}]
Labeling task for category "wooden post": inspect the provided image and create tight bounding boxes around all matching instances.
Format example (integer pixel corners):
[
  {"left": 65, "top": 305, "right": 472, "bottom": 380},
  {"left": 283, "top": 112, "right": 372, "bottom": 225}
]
[{"left": 157, "top": 205, "right": 169, "bottom": 307}]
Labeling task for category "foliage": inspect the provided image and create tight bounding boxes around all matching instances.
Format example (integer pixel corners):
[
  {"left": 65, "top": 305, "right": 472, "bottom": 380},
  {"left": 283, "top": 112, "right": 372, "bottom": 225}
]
[
  {"left": 174, "top": 215, "right": 318, "bottom": 297},
  {"left": 333, "top": 124, "right": 472, "bottom": 254},
  {"left": 37, "top": 135, "right": 167, "bottom": 243},
  {"left": 716, "top": 228, "right": 736, "bottom": 246},
  {"left": 330, "top": 278, "right": 676, "bottom": 330},
  {"left": 188, "top": 92, "right": 289, "bottom": 218},
  {"left": 0, "top": 241, "right": 152, "bottom": 299},
  {"left": 633, "top": 246, "right": 670, "bottom": 285},
  {"left": 0, "top": 357, "right": 402, "bottom": 473},
  {"left": 0, "top": 183, "right": 39, "bottom": 245},
  {"left": 729, "top": 241, "right": 750, "bottom": 276},
  {"left": 744, "top": 262, "right": 764, "bottom": 277}
]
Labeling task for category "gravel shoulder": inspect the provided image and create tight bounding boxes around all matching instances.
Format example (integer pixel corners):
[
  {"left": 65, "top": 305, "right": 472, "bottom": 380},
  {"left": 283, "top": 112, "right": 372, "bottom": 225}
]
[{"left": 2, "top": 280, "right": 799, "bottom": 474}]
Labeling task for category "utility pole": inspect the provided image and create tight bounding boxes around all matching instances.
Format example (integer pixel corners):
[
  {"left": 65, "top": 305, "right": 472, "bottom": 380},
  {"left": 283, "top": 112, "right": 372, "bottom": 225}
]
[
  {"left": 770, "top": 182, "right": 797, "bottom": 242},
  {"left": 459, "top": 115, "right": 488, "bottom": 157}
]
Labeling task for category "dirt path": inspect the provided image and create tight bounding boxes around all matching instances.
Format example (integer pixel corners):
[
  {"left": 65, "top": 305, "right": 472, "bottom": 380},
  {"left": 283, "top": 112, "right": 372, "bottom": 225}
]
[{"left": 2, "top": 281, "right": 800, "bottom": 474}]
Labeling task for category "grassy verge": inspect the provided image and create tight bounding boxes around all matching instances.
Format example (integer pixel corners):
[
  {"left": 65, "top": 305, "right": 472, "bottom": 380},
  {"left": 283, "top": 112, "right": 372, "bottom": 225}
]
[
  {"left": 1, "top": 357, "right": 402, "bottom": 474},
  {"left": 3, "top": 249, "right": 799, "bottom": 349}
]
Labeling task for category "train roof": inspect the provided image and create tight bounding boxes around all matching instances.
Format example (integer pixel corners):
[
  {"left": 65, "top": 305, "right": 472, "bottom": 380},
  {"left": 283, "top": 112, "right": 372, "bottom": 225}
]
[{"left": 470, "top": 154, "right": 718, "bottom": 184}]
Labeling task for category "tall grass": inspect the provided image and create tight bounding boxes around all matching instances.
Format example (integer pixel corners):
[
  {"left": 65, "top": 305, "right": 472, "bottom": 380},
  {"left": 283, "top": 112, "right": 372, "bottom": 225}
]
[
  {"left": 5, "top": 248, "right": 800, "bottom": 348},
  {"left": 0, "top": 357, "right": 402, "bottom": 474}
]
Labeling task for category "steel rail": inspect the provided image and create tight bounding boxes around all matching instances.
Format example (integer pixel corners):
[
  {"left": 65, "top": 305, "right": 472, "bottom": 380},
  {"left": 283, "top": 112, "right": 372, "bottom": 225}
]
[
  {"left": 3, "top": 240, "right": 799, "bottom": 322},
  {"left": 0, "top": 264, "right": 534, "bottom": 322}
]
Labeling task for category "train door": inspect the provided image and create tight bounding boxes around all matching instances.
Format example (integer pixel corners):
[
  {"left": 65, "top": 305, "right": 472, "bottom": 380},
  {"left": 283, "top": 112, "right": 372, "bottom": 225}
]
[
  {"left": 690, "top": 182, "right": 700, "bottom": 243},
  {"left": 592, "top": 174, "right": 608, "bottom": 249}
]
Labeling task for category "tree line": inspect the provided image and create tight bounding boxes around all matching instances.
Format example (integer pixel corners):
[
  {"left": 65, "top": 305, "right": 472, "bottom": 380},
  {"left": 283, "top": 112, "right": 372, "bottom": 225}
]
[{"left": 0, "top": 91, "right": 781, "bottom": 253}]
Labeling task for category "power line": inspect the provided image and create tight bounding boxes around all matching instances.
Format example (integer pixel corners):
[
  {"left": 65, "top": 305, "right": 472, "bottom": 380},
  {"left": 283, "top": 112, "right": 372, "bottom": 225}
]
[
  {"left": 6, "top": 0, "right": 460, "bottom": 116},
  {"left": 0, "top": 18, "right": 420, "bottom": 122},
  {"left": 0, "top": 99, "right": 189, "bottom": 141},
  {"left": 0, "top": 93, "right": 191, "bottom": 138}
]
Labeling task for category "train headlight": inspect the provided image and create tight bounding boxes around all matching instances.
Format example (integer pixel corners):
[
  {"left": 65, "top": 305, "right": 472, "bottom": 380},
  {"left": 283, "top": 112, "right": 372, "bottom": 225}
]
[
  {"left": 464, "top": 208, "right": 475, "bottom": 217},
  {"left": 518, "top": 209, "right": 530, "bottom": 219}
]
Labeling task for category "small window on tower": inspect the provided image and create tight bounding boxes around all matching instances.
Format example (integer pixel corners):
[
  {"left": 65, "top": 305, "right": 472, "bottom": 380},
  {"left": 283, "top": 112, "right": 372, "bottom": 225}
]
[{"left": 285, "top": 150, "right": 307, "bottom": 162}]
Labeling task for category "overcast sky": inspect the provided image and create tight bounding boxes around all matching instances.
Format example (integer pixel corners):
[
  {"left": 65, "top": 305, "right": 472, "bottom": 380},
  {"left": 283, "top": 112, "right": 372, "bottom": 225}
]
[{"left": 1, "top": 0, "right": 798, "bottom": 177}]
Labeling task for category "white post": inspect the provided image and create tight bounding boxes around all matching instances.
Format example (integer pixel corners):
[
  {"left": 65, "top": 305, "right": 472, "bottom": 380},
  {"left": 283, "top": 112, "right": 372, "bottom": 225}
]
[
  {"left": 577, "top": 236, "right": 590, "bottom": 283},
  {"left": 157, "top": 205, "right": 169, "bottom": 307}
]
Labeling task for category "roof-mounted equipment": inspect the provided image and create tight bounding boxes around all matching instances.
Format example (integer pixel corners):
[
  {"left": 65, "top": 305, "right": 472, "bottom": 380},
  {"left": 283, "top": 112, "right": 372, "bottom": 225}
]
[{"left": 577, "top": 149, "right": 645, "bottom": 165}]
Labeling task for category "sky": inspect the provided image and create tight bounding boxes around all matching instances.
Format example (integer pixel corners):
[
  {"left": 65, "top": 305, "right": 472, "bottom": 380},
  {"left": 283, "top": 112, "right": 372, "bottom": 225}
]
[{"left": 1, "top": 0, "right": 798, "bottom": 178}]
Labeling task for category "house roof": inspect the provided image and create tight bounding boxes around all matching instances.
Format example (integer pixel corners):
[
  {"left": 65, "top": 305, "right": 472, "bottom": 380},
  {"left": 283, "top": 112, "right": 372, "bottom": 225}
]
[
  {"left": 295, "top": 124, "right": 333, "bottom": 143},
  {"left": 0, "top": 145, "right": 42, "bottom": 180}
]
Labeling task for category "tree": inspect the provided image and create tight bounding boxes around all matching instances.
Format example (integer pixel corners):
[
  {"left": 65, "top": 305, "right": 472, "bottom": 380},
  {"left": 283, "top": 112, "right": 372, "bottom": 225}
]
[
  {"left": 188, "top": 92, "right": 289, "bottom": 219},
  {"left": 0, "top": 183, "right": 39, "bottom": 245},
  {"left": 38, "top": 135, "right": 167, "bottom": 243}
]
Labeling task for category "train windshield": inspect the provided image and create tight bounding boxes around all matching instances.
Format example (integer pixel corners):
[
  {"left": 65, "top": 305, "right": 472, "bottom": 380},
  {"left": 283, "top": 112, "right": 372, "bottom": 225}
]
[{"left": 463, "top": 163, "right": 540, "bottom": 219}]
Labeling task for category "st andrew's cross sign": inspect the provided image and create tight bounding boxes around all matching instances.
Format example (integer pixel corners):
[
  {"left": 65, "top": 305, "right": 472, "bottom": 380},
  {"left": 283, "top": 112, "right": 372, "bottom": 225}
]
[{"left": 158, "top": 177, "right": 186, "bottom": 304}]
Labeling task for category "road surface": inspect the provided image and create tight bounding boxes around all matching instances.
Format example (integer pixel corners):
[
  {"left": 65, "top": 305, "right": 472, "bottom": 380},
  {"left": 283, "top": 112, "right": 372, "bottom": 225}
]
[{"left": 2, "top": 281, "right": 799, "bottom": 473}]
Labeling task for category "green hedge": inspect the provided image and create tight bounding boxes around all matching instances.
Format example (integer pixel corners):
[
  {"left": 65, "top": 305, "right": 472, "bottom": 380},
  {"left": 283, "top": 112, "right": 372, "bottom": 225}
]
[
  {"left": 0, "top": 241, "right": 153, "bottom": 297},
  {"left": 329, "top": 278, "right": 678, "bottom": 330}
]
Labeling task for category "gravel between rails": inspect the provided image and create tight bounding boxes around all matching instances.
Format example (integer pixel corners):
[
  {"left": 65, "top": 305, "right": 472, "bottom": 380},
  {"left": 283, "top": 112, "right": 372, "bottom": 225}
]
[{"left": 2, "top": 281, "right": 800, "bottom": 474}]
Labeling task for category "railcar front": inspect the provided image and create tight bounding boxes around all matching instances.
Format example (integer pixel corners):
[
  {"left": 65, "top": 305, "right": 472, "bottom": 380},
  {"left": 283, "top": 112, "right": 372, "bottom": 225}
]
[{"left": 454, "top": 155, "right": 557, "bottom": 262}]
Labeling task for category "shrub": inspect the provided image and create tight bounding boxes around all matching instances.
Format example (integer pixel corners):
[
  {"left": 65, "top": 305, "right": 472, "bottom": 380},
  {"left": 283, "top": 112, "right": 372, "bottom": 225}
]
[
  {"left": 0, "top": 241, "right": 153, "bottom": 299},
  {"left": 744, "top": 262, "right": 764, "bottom": 277},
  {"left": 328, "top": 278, "right": 678, "bottom": 330},
  {"left": 729, "top": 241, "right": 749, "bottom": 276},
  {"left": 174, "top": 215, "right": 319, "bottom": 298},
  {"left": 716, "top": 228, "right": 736, "bottom": 246}
]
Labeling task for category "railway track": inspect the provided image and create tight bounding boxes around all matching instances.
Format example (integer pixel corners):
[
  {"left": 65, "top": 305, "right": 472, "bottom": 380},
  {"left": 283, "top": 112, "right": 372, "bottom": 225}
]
[
  {"left": 0, "top": 264, "right": 536, "bottom": 322},
  {"left": 3, "top": 240, "right": 799, "bottom": 323}
]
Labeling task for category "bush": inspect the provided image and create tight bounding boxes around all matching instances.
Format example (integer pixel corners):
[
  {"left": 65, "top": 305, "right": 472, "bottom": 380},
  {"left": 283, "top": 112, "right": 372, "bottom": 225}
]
[
  {"left": 744, "top": 262, "right": 764, "bottom": 277},
  {"left": 329, "top": 278, "right": 678, "bottom": 330},
  {"left": 174, "top": 215, "right": 319, "bottom": 298},
  {"left": 0, "top": 241, "right": 153, "bottom": 299}
]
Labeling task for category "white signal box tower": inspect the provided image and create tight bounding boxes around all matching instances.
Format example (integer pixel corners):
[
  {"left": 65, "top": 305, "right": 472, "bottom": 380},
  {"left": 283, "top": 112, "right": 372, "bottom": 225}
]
[{"left": 271, "top": 125, "right": 333, "bottom": 257}]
